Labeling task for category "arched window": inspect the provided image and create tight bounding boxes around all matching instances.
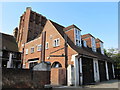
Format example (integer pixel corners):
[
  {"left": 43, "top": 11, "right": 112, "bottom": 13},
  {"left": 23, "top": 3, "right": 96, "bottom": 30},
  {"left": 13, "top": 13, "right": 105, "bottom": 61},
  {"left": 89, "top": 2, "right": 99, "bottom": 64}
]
[{"left": 51, "top": 62, "right": 62, "bottom": 68}]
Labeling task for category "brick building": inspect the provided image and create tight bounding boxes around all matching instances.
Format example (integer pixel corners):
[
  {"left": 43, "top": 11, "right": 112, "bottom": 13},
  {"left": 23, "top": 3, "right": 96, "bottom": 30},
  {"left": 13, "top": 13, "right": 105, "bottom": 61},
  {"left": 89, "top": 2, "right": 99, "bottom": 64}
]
[
  {"left": 15, "top": 7, "right": 115, "bottom": 86},
  {"left": 15, "top": 7, "right": 47, "bottom": 52},
  {"left": 0, "top": 33, "right": 21, "bottom": 68}
]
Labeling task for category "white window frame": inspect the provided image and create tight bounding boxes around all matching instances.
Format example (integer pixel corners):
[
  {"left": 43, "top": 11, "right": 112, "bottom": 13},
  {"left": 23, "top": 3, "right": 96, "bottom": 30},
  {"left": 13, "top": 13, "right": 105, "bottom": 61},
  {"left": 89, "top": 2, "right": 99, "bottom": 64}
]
[
  {"left": 25, "top": 49, "right": 28, "bottom": 55},
  {"left": 46, "top": 42, "right": 49, "bottom": 49},
  {"left": 30, "top": 47, "right": 34, "bottom": 53},
  {"left": 74, "top": 28, "right": 81, "bottom": 47},
  {"left": 0, "top": 51, "right": 2, "bottom": 57},
  {"left": 83, "top": 40, "right": 87, "bottom": 47},
  {"left": 37, "top": 44, "right": 42, "bottom": 51},
  {"left": 100, "top": 42, "right": 104, "bottom": 55},
  {"left": 53, "top": 38, "right": 60, "bottom": 47},
  {"left": 91, "top": 37, "right": 96, "bottom": 52},
  {"left": 28, "top": 60, "right": 38, "bottom": 69}
]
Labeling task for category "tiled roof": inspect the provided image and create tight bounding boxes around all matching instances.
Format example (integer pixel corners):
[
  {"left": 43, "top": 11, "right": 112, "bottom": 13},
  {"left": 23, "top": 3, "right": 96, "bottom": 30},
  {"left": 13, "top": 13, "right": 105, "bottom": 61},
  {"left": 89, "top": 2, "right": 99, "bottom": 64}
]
[
  {"left": 63, "top": 24, "right": 81, "bottom": 31},
  {"left": 0, "top": 32, "right": 19, "bottom": 52},
  {"left": 81, "top": 33, "right": 95, "bottom": 39},
  {"left": 49, "top": 20, "right": 112, "bottom": 62},
  {"left": 95, "top": 38, "right": 103, "bottom": 43}
]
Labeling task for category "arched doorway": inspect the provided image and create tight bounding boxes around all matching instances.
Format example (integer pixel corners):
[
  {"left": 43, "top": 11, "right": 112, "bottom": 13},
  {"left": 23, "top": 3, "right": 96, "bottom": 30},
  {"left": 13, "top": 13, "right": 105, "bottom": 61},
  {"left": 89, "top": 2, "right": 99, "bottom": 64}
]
[{"left": 51, "top": 62, "right": 62, "bottom": 68}]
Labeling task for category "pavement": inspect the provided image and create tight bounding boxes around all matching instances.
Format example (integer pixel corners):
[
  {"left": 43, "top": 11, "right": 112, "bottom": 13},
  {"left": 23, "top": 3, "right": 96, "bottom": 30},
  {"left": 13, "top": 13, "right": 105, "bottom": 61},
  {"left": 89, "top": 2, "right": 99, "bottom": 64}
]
[
  {"left": 52, "top": 79, "right": 120, "bottom": 88},
  {"left": 85, "top": 79, "right": 119, "bottom": 88}
]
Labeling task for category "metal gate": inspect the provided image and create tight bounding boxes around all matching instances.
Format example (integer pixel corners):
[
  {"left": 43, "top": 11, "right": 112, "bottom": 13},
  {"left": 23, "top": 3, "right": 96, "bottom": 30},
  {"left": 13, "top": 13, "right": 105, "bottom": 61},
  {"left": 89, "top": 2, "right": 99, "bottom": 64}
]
[
  {"left": 82, "top": 57, "right": 94, "bottom": 85},
  {"left": 98, "top": 61, "right": 107, "bottom": 81}
]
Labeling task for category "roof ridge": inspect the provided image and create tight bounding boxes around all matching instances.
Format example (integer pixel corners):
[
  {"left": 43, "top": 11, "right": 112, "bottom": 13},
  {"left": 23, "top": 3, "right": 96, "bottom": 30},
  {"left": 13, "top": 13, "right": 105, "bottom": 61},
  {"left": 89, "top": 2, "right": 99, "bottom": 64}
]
[
  {"left": 49, "top": 19, "right": 65, "bottom": 28},
  {"left": 0, "top": 32, "right": 14, "bottom": 37}
]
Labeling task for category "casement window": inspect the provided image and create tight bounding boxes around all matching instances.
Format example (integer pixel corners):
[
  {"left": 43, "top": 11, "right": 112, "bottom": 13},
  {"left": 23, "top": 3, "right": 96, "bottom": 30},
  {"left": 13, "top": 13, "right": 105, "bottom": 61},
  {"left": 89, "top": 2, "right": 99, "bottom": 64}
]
[
  {"left": 37, "top": 44, "right": 42, "bottom": 51},
  {"left": 53, "top": 38, "right": 60, "bottom": 47},
  {"left": 75, "top": 28, "right": 81, "bottom": 47},
  {"left": 100, "top": 42, "right": 104, "bottom": 55},
  {"left": 46, "top": 42, "right": 49, "bottom": 49},
  {"left": 0, "top": 51, "right": 2, "bottom": 57},
  {"left": 30, "top": 47, "right": 34, "bottom": 53},
  {"left": 91, "top": 37, "right": 96, "bottom": 52},
  {"left": 83, "top": 40, "right": 87, "bottom": 47},
  {"left": 25, "top": 49, "right": 28, "bottom": 55},
  {"left": 29, "top": 61, "right": 38, "bottom": 69}
]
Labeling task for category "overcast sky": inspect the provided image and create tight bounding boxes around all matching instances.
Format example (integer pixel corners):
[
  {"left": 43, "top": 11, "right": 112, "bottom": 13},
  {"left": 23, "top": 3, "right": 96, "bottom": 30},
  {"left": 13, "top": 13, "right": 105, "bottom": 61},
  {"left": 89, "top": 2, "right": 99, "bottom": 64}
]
[{"left": 1, "top": 2, "right": 118, "bottom": 49}]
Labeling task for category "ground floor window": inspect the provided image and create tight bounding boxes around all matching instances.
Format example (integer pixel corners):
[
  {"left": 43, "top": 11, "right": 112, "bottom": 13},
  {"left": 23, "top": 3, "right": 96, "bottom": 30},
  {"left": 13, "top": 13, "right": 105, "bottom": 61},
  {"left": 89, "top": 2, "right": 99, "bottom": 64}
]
[{"left": 29, "top": 62, "right": 38, "bottom": 69}]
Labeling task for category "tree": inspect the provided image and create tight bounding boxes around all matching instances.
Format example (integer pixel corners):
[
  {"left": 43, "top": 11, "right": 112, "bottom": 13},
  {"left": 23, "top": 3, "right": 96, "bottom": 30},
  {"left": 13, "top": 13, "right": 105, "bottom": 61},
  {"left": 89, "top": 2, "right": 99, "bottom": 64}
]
[{"left": 105, "top": 48, "right": 120, "bottom": 69}]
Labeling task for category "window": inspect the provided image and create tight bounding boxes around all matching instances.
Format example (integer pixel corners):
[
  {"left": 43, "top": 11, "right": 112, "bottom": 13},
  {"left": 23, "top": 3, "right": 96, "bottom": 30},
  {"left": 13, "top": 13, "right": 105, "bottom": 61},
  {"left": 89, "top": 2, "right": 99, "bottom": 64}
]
[
  {"left": 83, "top": 40, "right": 87, "bottom": 47},
  {"left": 25, "top": 49, "right": 28, "bottom": 54},
  {"left": 12, "top": 53, "right": 17, "bottom": 58},
  {"left": 51, "top": 62, "right": 62, "bottom": 68},
  {"left": 53, "top": 38, "right": 60, "bottom": 47},
  {"left": 0, "top": 51, "right": 2, "bottom": 57},
  {"left": 46, "top": 42, "right": 49, "bottom": 49},
  {"left": 91, "top": 37, "right": 96, "bottom": 52},
  {"left": 75, "top": 28, "right": 81, "bottom": 47},
  {"left": 37, "top": 44, "right": 41, "bottom": 51},
  {"left": 100, "top": 42, "right": 104, "bottom": 55},
  {"left": 29, "top": 62, "right": 38, "bottom": 69},
  {"left": 31, "top": 47, "right": 34, "bottom": 53}
]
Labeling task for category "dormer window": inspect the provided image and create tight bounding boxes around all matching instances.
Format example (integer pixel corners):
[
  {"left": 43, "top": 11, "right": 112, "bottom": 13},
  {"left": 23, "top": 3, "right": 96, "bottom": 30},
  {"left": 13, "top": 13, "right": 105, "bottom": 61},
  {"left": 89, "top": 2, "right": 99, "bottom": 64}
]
[
  {"left": 83, "top": 40, "right": 87, "bottom": 47},
  {"left": 100, "top": 42, "right": 104, "bottom": 55},
  {"left": 91, "top": 37, "right": 96, "bottom": 52},
  {"left": 75, "top": 28, "right": 81, "bottom": 47}
]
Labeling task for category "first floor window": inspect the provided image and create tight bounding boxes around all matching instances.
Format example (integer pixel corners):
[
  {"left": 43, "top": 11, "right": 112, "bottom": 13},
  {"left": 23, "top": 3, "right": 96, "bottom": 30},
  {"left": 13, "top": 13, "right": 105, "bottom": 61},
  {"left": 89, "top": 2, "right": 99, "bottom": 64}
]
[
  {"left": 46, "top": 42, "right": 49, "bottom": 49},
  {"left": 31, "top": 47, "right": 34, "bottom": 53},
  {"left": 53, "top": 38, "right": 60, "bottom": 47},
  {"left": 37, "top": 44, "right": 42, "bottom": 51},
  {"left": 25, "top": 49, "right": 28, "bottom": 54}
]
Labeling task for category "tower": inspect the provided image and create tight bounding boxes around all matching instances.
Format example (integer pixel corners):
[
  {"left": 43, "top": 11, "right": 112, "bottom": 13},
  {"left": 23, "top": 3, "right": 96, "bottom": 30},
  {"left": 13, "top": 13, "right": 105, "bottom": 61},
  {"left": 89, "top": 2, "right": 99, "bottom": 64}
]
[
  {"left": 13, "top": 27, "right": 18, "bottom": 38},
  {"left": 16, "top": 7, "right": 47, "bottom": 52}
]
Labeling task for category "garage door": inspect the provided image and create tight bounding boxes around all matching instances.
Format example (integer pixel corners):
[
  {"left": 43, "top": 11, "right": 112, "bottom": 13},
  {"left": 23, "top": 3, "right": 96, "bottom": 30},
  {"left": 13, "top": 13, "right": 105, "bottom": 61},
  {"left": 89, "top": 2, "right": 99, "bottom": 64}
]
[
  {"left": 98, "top": 61, "right": 107, "bottom": 81},
  {"left": 107, "top": 62, "right": 113, "bottom": 80},
  {"left": 82, "top": 57, "right": 94, "bottom": 85}
]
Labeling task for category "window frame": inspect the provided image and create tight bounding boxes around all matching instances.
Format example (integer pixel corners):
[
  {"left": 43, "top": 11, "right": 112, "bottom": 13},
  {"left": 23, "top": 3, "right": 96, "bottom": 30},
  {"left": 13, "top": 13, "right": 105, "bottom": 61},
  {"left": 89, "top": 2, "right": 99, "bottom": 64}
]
[
  {"left": 37, "top": 44, "right": 42, "bottom": 51},
  {"left": 25, "top": 49, "right": 28, "bottom": 55},
  {"left": 46, "top": 42, "right": 49, "bottom": 49},
  {"left": 53, "top": 38, "right": 60, "bottom": 47},
  {"left": 30, "top": 47, "right": 34, "bottom": 53}
]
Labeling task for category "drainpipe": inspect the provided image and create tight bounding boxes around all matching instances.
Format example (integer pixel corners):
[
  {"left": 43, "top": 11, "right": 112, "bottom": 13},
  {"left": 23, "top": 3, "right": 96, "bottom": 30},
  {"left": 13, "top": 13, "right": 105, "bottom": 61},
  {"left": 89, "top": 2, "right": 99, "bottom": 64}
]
[
  {"left": 41, "top": 31, "right": 46, "bottom": 62},
  {"left": 64, "top": 34, "right": 68, "bottom": 85}
]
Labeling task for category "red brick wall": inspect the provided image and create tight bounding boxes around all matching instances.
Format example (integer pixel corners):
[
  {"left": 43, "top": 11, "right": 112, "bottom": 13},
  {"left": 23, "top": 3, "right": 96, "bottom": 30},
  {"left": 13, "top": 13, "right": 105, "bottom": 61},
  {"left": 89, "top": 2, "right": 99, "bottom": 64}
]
[
  {"left": 82, "top": 37, "right": 92, "bottom": 48},
  {"left": 24, "top": 20, "right": 77, "bottom": 68},
  {"left": 17, "top": 8, "right": 47, "bottom": 52},
  {"left": 65, "top": 28, "right": 75, "bottom": 43},
  {"left": 51, "top": 68, "right": 66, "bottom": 85},
  {"left": 2, "top": 68, "right": 50, "bottom": 88}
]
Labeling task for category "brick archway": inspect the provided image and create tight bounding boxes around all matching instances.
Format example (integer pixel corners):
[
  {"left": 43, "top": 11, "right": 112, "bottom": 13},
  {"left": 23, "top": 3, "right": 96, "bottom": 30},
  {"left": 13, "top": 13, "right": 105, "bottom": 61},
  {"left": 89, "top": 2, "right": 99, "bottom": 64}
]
[{"left": 51, "top": 62, "right": 62, "bottom": 68}]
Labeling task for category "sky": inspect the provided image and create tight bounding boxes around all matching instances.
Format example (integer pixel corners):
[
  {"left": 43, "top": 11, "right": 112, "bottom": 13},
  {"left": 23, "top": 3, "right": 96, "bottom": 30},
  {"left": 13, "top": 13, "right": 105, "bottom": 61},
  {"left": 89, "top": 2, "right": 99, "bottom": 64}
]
[{"left": 0, "top": 2, "right": 118, "bottom": 49}]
